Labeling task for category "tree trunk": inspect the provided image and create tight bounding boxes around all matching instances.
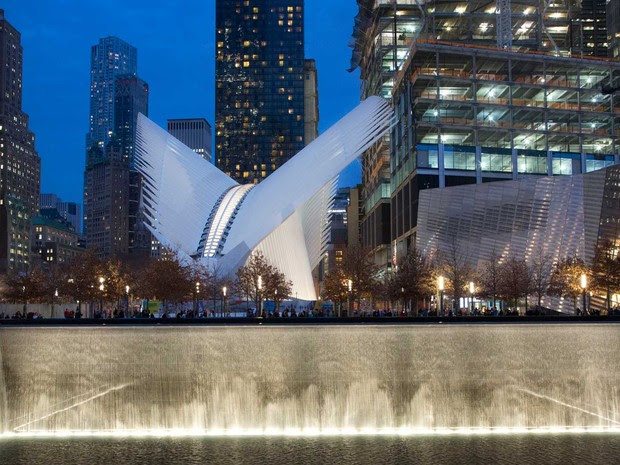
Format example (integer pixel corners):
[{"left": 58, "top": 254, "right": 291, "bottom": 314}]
[{"left": 607, "top": 288, "right": 611, "bottom": 313}]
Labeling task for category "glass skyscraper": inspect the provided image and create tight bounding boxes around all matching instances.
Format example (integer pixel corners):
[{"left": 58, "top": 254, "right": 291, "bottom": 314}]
[
  {"left": 87, "top": 36, "right": 137, "bottom": 151},
  {"left": 216, "top": 0, "right": 305, "bottom": 184}
]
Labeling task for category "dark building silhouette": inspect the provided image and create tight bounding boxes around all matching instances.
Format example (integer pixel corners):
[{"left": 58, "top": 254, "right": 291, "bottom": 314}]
[
  {"left": 115, "top": 76, "right": 150, "bottom": 255},
  {"left": 0, "top": 9, "right": 41, "bottom": 273},
  {"left": 216, "top": 0, "right": 306, "bottom": 184},
  {"left": 83, "top": 143, "right": 130, "bottom": 257}
]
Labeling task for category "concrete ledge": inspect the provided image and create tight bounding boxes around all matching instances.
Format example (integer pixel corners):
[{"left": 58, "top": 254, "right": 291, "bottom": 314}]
[{"left": 0, "top": 316, "right": 619, "bottom": 326}]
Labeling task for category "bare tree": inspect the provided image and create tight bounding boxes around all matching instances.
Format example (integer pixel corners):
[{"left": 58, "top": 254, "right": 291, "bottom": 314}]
[
  {"left": 438, "top": 239, "right": 473, "bottom": 313},
  {"left": 395, "top": 246, "right": 435, "bottom": 315},
  {"left": 323, "top": 268, "right": 348, "bottom": 316},
  {"left": 341, "top": 244, "right": 380, "bottom": 310},
  {"left": 2, "top": 268, "right": 46, "bottom": 313},
  {"left": 235, "top": 251, "right": 291, "bottom": 316},
  {"left": 140, "top": 251, "right": 192, "bottom": 313},
  {"left": 264, "top": 268, "right": 292, "bottom": 313},
  {"left": 479, "top": 249, "right": 502, "bottom": 309},
  {"left": 530, "top": 245, "right": 553, "bottom": 310},
  {"left": 498, "top": 256, "right": 532, "bottom": 312},
  {"left": 64, "top": 251, "right": 106, "bottom": 314},
  {"left": 548, "top": 256, "right": 590, "bottom": 313}
]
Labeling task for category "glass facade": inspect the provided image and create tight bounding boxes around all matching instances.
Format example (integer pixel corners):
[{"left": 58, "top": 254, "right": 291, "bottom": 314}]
[
  {"left": 216, "top": 0, "right": 305, "bottom": 184},
  {"left": 87, "top": 37, "right": 137, "bottom": 151},
  {"left": 481, "top": 148, "right": 512, "bottom": 173},
  {"left": 444, "top": 146, "right": 476, "bottom": 171}
]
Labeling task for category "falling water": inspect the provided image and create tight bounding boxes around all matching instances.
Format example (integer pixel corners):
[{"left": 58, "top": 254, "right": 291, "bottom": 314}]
[{"left": 0, "top": 324, "right": 618, "bottom": 435}]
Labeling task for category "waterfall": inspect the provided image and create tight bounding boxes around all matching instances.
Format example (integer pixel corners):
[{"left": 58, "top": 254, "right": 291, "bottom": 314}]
[{"left": 0, "top": 324, "right": 618, "bottom": 434}]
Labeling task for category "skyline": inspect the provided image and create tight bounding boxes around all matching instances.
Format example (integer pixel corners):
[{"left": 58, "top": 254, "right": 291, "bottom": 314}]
[{"left": 9, "top": 0, "right": 361, "bottom": 204}]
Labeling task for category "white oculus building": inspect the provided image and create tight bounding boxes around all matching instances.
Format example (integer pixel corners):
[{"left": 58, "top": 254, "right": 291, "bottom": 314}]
[{"left": 135, "top": 97, "right": 393, "bottom": 300}]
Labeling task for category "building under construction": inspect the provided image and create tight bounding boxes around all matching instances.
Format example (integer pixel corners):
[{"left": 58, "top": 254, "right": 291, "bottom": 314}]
[{"left": 351, "top": 0, "right": 618, "bottom": 265}]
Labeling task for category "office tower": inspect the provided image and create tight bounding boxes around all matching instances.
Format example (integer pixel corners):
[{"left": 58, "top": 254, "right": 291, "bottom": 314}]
[
  {"left": 350, "top": 1, "right": 620, "bottom": 264},
  {"left": 114, "top": 76, "right": 149, "bottom": 163},
  {"left": 83, "top": 144, "right": 130, "bottom": 257},
  {"left": 87, "top": 37, "right": 137, "bottom": 151},
  {"left": 114, "top": 76, "right": 149, "bottom": 254},
  {"left": 304, "top": 59, "right": 319, "bottom": 144},
  {"left": 350, "top": 1, "right": 419, "bottom": 272},
  {"left": 216, "top": 0, "right": 306, "bottom": 184},
  {"left": 574, "top": 1, "right": 608, "bottom": 58},
  {"left": 40, "top": 193, "right": 82, "bottom": 234},
  {"left": 0, "top": 10, "right": 41, "bottom": 273},
  {"left": 609, "top": 0, "right": 620, "bottom": 57},
  {"left": 83, "top": 36, "right": 148, "bottom": 258},
  {"left": 167, "top": 118, "right": 212, "bottom": 161}
]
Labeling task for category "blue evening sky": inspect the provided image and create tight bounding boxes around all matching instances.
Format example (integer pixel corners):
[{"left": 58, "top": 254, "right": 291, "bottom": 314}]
[{"left": 8, "top": 0, "right": 361, "bottom": 204}]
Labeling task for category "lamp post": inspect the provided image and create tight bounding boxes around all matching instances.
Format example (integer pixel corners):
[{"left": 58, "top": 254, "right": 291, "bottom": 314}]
[
  {"left": 52, "top": 288, "right": 58, "bottom": 318},
  {"left": 347, "top": 279, "right": 353, "bottom": 317},
  {"left": 222, "top": 285, "right": 227, "bottom": 317},
  {"left": 258, "top": 275, "right": 263, "bottom": 317},
  {"left": 195, "top": 281, "right": 200, "bottom": 316},
  {"left": 125, "top": 285, "right": 130, "bottom": 314},
  {"left": 469, "top": 281, "right": 475, "bottom": 315},
  {"left": 580, "top": 273, "right": 587, "bottom": 315},
  {"left": 401, "top": 287, "right": 405, "bottom": 314},
  {"left": 438, "top": 276, "right": 445, "bottom": 316},
  {"left": 98, "top": 277, "right": 105, "bottom": 315}
]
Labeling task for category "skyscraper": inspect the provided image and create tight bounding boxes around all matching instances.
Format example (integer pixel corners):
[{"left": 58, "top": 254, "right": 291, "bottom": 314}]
[
  {"left": 167, "top": 118, "right": 212, "bottom": 161},
  {"left": 303, "top": 59, "right": 318, "bottom": 145},
  {"left": 83, "top": 37, "right": 148, "bottom": 258},
  {"left": 608, "top": 0, "right": 620, "bottom": 57},
  {"left": 216, "top": 0, "right": 306, "bottom": 184},
  {"left": 87, "top": 37, "right": 137, "bottom": 151},
  {"left": 114, "top": 75, "right": 149, "bottom": 163},
  {"left": 0, "top": 9, "right": 41, "bottom": 273},
  {"left": 350, "top": 2, "right": 620, "bottom": 265}
]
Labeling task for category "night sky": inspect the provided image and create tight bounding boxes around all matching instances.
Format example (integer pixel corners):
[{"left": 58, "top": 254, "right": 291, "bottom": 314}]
[{"left": 9, "top": 0, "right": 361, "bottom": 204}]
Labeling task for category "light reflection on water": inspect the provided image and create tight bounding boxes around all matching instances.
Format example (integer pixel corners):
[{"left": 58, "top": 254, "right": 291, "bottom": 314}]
[{"left": 1, "top": 435, "right": 619, "bottom": 465}]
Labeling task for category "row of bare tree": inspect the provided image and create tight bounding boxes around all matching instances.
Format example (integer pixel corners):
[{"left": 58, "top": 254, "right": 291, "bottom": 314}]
[
  {"left": 0, "top": 250, "right": 292, "bottom": 315},
  {"left": 322, "top": 241, "right": 620, "bottom": 313}
]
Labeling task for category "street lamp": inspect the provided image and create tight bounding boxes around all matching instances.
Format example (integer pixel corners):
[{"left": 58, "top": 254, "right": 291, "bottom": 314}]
[
  {"left": 98, "top": 277, "right": 105, "bottom": 316},
  {"left": 258, "top": 275, "right": 263, "bottom": 317},
  {"left": 195, "top": 281, "right": 200, "bottom": 315},
  {"left": 469, "top": 281, "right": 475, "bottom": 315},
  {"left": 401, "top": 287, "right": 405, "bottom": 314},
  {"left": 580, "top": 273, "right": 587, "bottom": 315},
  {"left": 438, "top": 276, "right": 445, "bottom": 316},
  {"left": 52, "top": 288, "right": 58, "bottom": 318},
  {"left": 347, "top": 279, "right": 353, "bottom": 317},
  {"left": 222, "top": 286, "right": 227, "bottom": 317},
  {"left": 125, "top": 285, "right": 130, "bottom": 313}
]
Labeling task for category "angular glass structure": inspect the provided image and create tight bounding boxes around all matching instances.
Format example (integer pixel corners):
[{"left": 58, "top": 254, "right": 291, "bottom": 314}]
[{"left": 416, "top": 165, "right": 620, "bottom": 313}]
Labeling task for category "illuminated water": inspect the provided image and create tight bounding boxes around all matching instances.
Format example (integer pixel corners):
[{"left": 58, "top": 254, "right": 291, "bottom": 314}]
[
  {"left": 2, "top": 436, "right": 620, "bottom": 465},
  {"left": 0, "top": 324, "right": 618, "bottom": 435}
]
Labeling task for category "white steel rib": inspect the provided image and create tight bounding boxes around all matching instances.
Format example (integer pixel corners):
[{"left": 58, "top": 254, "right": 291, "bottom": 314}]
[{"left": 135, "top": 96, "right": 394, "bottom": 299}]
